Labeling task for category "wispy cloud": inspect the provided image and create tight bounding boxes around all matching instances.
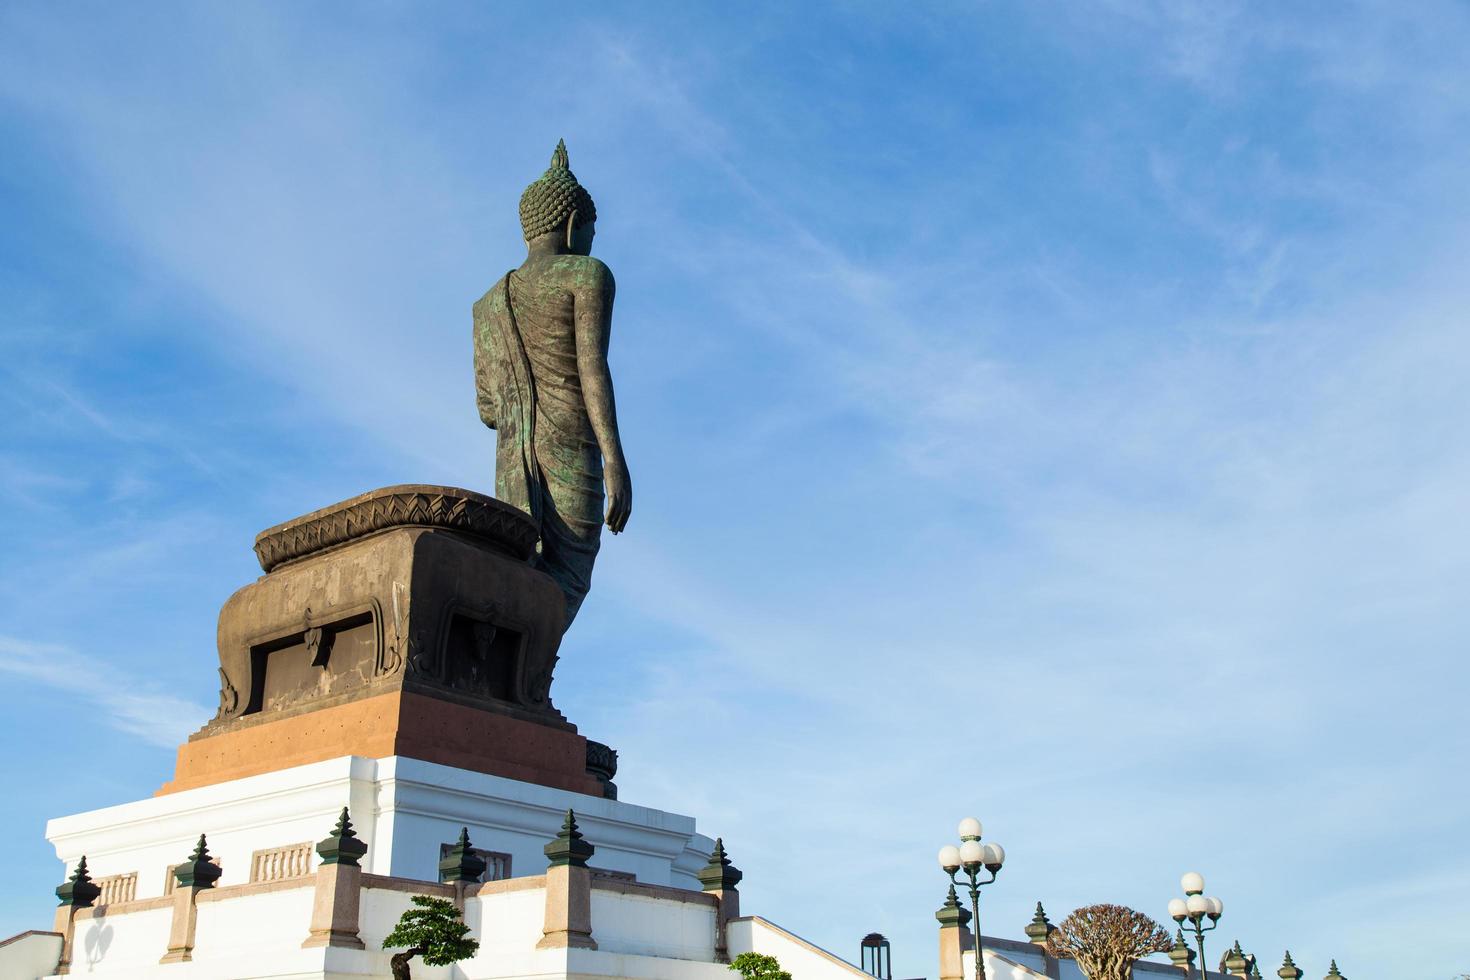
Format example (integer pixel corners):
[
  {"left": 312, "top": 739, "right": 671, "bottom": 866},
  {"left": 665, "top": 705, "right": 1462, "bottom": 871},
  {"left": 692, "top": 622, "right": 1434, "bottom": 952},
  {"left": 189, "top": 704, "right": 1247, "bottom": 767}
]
[{"left": 0, "top": 637, "right": 209, "bottom": 748}]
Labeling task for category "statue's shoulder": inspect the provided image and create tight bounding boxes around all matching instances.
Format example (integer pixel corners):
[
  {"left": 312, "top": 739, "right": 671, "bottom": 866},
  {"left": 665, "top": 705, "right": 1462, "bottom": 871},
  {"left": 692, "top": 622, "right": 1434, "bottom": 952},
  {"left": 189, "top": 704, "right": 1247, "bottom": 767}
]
[{"left": 551, "top": 255, "right": 615, "bottom": 295}]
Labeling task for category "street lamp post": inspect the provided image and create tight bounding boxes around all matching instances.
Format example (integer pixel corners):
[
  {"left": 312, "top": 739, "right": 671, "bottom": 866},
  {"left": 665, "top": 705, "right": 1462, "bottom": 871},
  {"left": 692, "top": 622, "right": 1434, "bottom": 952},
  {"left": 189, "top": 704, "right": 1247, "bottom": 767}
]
[
  {"left": 937, "top": 817, "right": 1006, "bottom": 980},
  {"left": 1167, "top": 872, "right": 1223, "bottom": 979}
]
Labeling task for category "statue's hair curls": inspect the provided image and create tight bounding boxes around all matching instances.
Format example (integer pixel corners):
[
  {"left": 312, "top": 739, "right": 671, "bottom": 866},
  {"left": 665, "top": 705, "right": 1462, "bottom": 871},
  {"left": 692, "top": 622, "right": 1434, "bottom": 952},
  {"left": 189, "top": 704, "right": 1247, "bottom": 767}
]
[{"left": 519, "top": 139, "right": 597, "bottom": 241}]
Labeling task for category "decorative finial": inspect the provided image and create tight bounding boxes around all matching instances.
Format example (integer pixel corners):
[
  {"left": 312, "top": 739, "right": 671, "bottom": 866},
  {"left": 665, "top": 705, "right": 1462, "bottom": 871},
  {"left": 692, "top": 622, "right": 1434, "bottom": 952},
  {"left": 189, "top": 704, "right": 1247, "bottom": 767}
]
[
  {"left": 55, "top": 855, "right": 102, "bottom": 908},
  {"left": 697, "top": 837, "right": 744, "bottom": 892},
  {"left": 543, "top": 809, "right": 595, "bottom": 868},
  {"left": 551, "top": 139, "right": 569, "bottom": 170},
  {"left": 317, "top": 806, "right": 368, "bottom": 867},
  {"left": 439, "top": 826, "right": 488, "bottom": 883},
  {"left": 1250, "top": 963, "right": 1263, "bottom": 979},
  {"left": 935, "top": 884, "right": 972, "bottom": 927},
  {"left": 1224, "top": 940, "right": 1248, "bottom": 976},
  {"left": 1024, "top": 902, "right": 1053, "bottom": 944},
  {"left": 1277, "top": 951, "right": 1302, "bottom": 980},
  {"left": 1324, "top": 960, "right": 1344, "bottom": 979},
  {"left": 1168, "top": 930, "right": 1195, "bottom": 969},
  {"left": 173, "top": 833, "right": 223, "bottom": 889}
]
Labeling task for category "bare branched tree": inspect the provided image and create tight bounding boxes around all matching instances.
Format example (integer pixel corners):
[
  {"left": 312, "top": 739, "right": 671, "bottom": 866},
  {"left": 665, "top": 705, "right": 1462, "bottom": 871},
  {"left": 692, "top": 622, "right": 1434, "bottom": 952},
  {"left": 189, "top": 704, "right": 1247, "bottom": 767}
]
[{"left": 1043, "top": 903, "right": 1173, "bottom": 980}]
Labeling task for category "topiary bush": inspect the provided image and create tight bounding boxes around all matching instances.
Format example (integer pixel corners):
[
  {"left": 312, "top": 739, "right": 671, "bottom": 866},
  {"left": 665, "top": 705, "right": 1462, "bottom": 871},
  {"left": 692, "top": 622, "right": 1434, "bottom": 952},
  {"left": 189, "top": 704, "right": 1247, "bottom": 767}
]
[
  {"left": 383, "top": 894, "right": 480, "bottom": 980},
  {"left": 730, "top": 952, "right": 793, "bottom": 980}
]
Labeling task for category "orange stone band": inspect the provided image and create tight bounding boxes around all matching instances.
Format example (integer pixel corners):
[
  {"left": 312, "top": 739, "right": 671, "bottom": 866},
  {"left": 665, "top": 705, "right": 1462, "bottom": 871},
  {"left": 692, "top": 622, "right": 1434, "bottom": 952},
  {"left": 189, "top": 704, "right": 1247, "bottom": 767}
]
[{"left": 158, "top": 691, "right": 602, "bottom": 797}]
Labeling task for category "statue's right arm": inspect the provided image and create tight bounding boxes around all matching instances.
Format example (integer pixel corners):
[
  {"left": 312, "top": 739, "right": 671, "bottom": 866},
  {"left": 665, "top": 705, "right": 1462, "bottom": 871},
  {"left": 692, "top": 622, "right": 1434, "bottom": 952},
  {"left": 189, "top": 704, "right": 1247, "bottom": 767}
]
[{"left": 572, "top": 259, "right": 631, "bottom": 533}]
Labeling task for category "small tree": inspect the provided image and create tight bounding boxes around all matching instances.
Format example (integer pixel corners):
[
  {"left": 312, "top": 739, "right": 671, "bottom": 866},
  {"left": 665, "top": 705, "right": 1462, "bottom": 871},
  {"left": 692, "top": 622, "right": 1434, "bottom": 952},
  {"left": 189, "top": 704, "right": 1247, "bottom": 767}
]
[
  {"left": 731, "top": 952, "right": 793, "bottom": 980},
  {"left": 383, "top": 894, "right": 479, "bottom": 980},
  {"left": 1043, "top": 903, "right": 1172, "bottom": 980}
]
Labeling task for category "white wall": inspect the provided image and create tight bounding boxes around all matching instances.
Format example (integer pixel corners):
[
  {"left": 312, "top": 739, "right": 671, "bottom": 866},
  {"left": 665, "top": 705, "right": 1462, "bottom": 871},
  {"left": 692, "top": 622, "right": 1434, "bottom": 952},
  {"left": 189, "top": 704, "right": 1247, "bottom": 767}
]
[
  {"left": 963, "top": 948, "right": 1051, "bottom": 980},
  {"left": 460, "top": 883, "right": 545, "bottom": 957},
  {"left": 68, "top": 906, "right": 172, "bottom": 974},
  {"left": 967, "top": 946, "right": 1188, "bottom": 980},
  {"left": 46, "top": 756, "right": 375, "bottom": 898},
  {"left": 727, "top": 917, "right": 872, "bottom": 980},
  {"left": 0, "top": 932, "right": 62, "bottom": 980},
  {"left": 45, "top": 755, "right": 715, "bottom": 903},
  {"left": 193, "top": 885, "right": 314, "bottom": 959},
  {"left": 359, "top": 886, "right": 421, "bottom": 953},
  {"left": 590, "top": 888, "right": 717, "bottom": 960},
  {"left": 380, "top": 757, "right": 714, "bottom": 888}
]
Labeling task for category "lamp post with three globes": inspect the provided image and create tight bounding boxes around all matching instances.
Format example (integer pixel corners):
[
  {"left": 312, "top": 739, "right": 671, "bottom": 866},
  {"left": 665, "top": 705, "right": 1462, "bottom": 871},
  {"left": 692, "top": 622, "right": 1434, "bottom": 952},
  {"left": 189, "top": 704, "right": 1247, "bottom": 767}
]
[
  {"left": 1167, "top": 872, "right": 1223, "bottom": 978},
  {"left": 937, "top": 817, "right": 1006, "bottom": 980}
]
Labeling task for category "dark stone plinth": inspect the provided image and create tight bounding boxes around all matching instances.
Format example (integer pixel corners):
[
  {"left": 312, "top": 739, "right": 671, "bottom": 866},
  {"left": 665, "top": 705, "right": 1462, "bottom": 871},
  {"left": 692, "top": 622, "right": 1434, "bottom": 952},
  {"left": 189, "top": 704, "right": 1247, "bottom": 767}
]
[
  {"left": 212, "top": 485, "right": 566, "bottom": 730},
  {"left": 253, "top": 484, "right": 537, "bottom": 572},
  {"left": 159, "top": 485, "right": 606, "bottom": 798}
]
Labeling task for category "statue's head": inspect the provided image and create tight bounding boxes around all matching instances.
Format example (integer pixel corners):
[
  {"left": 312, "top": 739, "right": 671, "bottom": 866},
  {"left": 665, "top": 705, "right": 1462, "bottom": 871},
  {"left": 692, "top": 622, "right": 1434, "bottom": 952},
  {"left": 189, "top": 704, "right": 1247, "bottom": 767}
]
[{"left": 520, "top": 139, "right": 597, "bottom": 255}]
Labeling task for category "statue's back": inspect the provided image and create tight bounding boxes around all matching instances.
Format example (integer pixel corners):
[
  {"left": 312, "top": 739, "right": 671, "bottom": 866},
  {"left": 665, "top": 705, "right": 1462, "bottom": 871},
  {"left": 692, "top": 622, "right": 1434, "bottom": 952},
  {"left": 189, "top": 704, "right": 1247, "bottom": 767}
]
[{"left": 474, "top": 141, "right": 627, "bottom": 631}]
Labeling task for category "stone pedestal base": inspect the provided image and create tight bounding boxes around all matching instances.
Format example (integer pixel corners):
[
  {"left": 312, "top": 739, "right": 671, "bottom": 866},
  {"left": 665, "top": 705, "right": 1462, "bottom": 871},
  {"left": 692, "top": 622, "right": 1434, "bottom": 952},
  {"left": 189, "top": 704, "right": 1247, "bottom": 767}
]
[{"left": 162, "top": 485, "right": 604, "bottom": 797}]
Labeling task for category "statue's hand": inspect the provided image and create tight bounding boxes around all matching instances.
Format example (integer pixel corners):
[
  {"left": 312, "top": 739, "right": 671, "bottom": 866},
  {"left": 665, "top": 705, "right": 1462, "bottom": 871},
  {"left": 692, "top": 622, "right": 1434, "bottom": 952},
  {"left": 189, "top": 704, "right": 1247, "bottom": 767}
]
[{"left": 604, "top": 457, "right": 632, "bottom": 534}]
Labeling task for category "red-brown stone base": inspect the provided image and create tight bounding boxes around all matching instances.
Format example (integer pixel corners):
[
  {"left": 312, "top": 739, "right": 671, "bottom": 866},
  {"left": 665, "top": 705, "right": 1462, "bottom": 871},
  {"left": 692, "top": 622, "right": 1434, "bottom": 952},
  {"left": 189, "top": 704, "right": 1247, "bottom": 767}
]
[{"left": 157, "top": 691, "right": 603, "bottom": 797}]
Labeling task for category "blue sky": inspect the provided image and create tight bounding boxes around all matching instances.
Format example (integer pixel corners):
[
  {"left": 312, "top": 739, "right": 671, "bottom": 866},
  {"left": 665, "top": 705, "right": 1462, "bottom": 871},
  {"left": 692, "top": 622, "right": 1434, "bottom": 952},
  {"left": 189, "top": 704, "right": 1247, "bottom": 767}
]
[{"left": 2, "top": 2, "right": 1468, "bottom": 977}]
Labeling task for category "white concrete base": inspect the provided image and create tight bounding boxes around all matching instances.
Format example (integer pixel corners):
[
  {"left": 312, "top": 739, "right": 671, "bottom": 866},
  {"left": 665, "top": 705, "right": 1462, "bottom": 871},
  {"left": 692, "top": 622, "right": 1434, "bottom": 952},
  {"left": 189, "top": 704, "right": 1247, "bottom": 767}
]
[
  {"left": 45, "top": 756, "right": 714, "bottom": 900},
  {"left": 13, "top": 756, "right": 881, "bottom": 980}
]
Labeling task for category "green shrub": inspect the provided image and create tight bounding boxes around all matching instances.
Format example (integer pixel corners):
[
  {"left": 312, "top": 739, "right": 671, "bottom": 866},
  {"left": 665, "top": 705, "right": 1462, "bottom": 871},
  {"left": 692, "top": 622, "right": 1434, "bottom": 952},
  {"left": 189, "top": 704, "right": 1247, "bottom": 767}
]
[
  {"left": 731, "top": 952, "right": 793, "bottom": 980},
  {"left": 383, "top": 895, "right": 479, "bottom": 980}
]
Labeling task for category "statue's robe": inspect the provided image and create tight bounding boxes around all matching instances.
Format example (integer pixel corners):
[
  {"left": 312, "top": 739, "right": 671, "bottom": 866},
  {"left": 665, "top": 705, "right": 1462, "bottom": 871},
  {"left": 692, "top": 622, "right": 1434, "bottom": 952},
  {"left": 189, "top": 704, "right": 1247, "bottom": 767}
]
[{"left": 473, "top": 270, "right": 603, "bottom": 628}]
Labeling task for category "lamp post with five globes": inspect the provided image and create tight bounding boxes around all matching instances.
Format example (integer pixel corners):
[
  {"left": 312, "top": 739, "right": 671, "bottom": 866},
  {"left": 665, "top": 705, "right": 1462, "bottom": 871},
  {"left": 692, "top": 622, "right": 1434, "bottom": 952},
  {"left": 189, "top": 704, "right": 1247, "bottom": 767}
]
[
  {"left": 1167, "top": 872, "right": 1223, "bottom": 978},
  {"left": 937, "top": 817, "right": 1006, "bottom": 980}
]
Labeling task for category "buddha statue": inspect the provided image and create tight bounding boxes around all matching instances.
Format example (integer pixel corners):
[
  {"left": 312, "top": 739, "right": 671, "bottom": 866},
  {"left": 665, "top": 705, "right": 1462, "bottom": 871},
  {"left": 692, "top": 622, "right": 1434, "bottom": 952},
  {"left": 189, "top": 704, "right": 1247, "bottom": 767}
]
[{"left": 473, "top": 140, "right": 632, "bottom": 629}]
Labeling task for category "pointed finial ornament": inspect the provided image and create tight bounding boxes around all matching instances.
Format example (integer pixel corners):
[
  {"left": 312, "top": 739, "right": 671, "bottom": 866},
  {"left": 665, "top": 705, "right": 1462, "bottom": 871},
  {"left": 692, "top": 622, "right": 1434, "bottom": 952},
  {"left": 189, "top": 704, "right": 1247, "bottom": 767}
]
[
  {"left": 543, "top": 809, "right": 595, "bottom": 868},
  {"left": 1168, "top": 929, "right": 1195, "bottom": 969},
  {"left": 1024, "top": 901, "right": 1054, "bottom": 944},
  {"left": 1250, "top": 963, "right": 1264, "bottom": 979},
  {"left": 55, "top": 855, "right": 102, "bottom": 908},
  {"left": 439, "top": 826, "right": 488, "bottom": 883},
  {"left": 173, "top": 834, "right": 223, "bottom": 889},
  {"left": 551, "top": 138, "right": 570, "bottom": 170},
  {"left": 1224, "top": 939, "right": 1248, "bottom": 975},
  {"left": 1277, "top": 951, "right": 1302, "bottom": 980},
  {"left": 317, "top": 806, "right": 368, "bottom": 867},
  {"left": 1324, "top": 960, "right": 1344, "bottom": 979},
  {"left": 935, "top": 884, "right": 972, "bottom": 927},
  {"left": 697, "top": 837, "right": 744, "bottom": 891}
]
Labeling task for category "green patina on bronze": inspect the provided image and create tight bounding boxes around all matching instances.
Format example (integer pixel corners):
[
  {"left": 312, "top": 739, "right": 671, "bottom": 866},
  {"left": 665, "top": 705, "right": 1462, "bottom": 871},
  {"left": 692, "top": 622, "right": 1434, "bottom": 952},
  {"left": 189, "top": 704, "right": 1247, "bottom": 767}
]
[{"left": 474, "top": 140, "right": 631, "bottom": 631}]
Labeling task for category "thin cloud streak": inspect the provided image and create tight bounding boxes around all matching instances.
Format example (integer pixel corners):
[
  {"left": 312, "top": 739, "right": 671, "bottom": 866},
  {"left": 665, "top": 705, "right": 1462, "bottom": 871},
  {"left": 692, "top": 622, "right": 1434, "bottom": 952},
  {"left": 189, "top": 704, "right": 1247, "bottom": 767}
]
[{"left": 0, "top": 637, "right": 210, "bottom": 749}]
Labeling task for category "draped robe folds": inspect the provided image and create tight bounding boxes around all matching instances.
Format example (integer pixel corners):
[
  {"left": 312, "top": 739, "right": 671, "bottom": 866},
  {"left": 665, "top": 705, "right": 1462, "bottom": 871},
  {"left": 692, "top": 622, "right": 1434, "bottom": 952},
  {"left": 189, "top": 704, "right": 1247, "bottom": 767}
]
[{"left": 473, "top": 271, "right": 604, "bottom": 629}]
